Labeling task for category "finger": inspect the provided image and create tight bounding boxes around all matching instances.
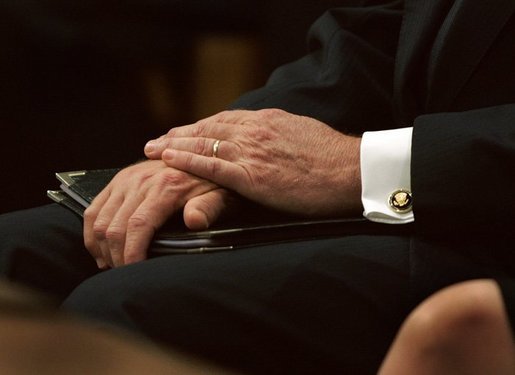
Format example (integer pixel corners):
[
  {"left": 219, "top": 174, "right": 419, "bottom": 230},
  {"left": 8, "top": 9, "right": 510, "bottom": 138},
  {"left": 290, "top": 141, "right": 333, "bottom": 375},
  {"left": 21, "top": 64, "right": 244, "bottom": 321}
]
[
  {"left": 167, "top": 110, "right": 251, "bottom": 134},
  {"left": 144, "top": 122, "right": 231, "bottom": 159},
  {"left": 83, "top": 188, "right": 112, "bottom": 269},
  {"left": 90, "top": 192, "right": 126, "bottom": 268},
  {"left": 149, "top": 137, "right": 240, "bottom": 161},
  {"left": 183, "top": 189, "right": 231, "bottom": 230},
  {"left": 144, "top": 110, "right": 254, "bottom": 159},
  {"left": 104, "top": 194, "right": 143, "bottom": 267},
  {"left": 144, "top": 134, "right": 167, "bottom": 159},
  {"left": 170, "top": 121, "right": 234, "bottom": 139},
  {"left": 162, "top": 149, "right": 249, "bottom": 195},
  {"left": 123, "top": 200, "right": 172, "bottom": 265}
]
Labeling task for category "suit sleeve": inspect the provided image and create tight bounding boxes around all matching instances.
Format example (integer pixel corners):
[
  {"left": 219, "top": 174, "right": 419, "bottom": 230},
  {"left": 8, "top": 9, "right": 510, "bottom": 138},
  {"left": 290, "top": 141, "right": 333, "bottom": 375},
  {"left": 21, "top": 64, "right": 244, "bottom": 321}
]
[
  {"left": 411, "top": 104, "right": 515, "bottom": 237},
  {"left": 229, "top": 1, "right": 404, "bottom": 134}
]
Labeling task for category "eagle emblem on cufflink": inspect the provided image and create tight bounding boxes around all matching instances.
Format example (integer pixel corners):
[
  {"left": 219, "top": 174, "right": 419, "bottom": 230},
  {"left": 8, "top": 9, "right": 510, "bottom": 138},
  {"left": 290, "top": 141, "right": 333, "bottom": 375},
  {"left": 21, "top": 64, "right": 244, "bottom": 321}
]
[{"left": 389, "top": 189, "right": 413, "bottom": 213}]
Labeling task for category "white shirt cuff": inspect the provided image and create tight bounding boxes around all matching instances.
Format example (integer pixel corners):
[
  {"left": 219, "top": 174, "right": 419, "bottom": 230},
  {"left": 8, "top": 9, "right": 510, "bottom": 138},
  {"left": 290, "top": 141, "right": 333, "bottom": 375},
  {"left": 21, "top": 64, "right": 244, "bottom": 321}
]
[{"left": 360, "top": 127, "right": 414, "bottom": 224}]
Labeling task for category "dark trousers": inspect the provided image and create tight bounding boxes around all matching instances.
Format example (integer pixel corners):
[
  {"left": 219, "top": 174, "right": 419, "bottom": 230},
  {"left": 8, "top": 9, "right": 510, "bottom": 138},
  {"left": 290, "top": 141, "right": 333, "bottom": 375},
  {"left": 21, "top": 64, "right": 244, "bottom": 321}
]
[{"left": 0, "top": 204, "right": 411, "bottom": 374}]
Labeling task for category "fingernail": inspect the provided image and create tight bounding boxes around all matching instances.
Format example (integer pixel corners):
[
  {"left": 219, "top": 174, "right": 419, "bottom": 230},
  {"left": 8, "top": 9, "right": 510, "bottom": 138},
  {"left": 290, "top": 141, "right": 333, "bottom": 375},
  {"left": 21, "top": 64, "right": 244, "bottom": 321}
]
[
  {"left": 162, "top": 149, "right": 173, "bottom": 160},
  {"left": 144, "top": 140, "right": 156, "bottom": 153},
  {"left": 96, "top": 258, "right": 108, "bottom": 269}
]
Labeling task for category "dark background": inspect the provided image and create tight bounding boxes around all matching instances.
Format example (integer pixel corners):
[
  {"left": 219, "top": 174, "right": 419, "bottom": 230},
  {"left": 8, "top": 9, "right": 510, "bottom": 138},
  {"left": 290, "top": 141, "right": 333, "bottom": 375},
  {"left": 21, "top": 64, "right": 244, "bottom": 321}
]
[{"left": 0, "top": 0, "right": 341, "bottom": 213}]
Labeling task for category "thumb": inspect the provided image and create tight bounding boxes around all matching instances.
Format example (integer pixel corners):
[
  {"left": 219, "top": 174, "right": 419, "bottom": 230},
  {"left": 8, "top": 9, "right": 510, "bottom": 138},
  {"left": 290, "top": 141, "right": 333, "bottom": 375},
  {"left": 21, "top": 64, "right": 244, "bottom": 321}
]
[{"left": 183, "top": 189, "right": 240, "bottom": 230}]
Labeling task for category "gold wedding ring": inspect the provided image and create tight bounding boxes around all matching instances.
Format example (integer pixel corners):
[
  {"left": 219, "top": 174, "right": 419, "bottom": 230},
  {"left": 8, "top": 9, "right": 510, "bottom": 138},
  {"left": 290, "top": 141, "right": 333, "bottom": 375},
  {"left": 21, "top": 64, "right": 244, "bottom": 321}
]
[{"left": 212, "top": 139, "right": 221, "bottom": 158}]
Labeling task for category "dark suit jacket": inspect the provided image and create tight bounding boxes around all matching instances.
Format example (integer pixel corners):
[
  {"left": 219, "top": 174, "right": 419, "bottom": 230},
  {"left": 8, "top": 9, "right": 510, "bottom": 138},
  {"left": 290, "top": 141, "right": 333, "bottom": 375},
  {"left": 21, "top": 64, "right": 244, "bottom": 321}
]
[{"left": 231, "top": 0, "right": 515, "bottom": 302}]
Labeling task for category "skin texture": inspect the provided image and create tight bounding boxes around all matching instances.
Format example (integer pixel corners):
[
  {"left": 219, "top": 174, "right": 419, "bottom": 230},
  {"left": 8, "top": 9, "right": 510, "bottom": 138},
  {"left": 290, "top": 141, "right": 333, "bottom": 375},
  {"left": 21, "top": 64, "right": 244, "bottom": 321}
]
[
  {"left": 378, "top": 279, "right": 515, "bottom": 375},
  {"left": 83, "top": 160, "right": 234, "bottom": 268},
  {"left": 145, "top": 109, "right": 363, "bottom": 218},
  {"left": 85, "top": 109, "right": 362, "bottom": 268}
]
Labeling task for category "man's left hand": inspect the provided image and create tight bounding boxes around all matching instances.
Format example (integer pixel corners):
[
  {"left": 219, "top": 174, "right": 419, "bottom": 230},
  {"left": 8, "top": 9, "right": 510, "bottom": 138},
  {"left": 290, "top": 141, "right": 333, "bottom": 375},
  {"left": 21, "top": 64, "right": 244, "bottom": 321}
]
[{"left": 145, "top": 109, "right": 363, "bottom": 218}]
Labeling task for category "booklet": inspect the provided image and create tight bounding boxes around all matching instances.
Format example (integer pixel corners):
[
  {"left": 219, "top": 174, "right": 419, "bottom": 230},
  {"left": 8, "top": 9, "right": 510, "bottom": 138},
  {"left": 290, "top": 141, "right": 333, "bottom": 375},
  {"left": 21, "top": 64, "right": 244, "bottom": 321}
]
[
  {"left": 48, "top": 168, "right": 121, "bottom": 217},
  {"left": 47, "top": 169, "right": 411, "bottom": 254}
]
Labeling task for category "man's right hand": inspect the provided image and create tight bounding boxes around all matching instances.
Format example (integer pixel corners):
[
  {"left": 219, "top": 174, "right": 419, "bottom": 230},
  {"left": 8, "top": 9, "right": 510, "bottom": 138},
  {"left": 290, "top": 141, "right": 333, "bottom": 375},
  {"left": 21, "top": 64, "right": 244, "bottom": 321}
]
[{"left": 83, "top": 160, "right": 233, "bottom": 269}]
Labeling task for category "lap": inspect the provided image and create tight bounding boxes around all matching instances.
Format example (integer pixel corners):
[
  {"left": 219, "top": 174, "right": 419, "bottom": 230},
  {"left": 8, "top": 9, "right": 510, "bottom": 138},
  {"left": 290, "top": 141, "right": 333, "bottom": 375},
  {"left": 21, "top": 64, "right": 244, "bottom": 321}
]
[
  {"left": 0, "top": 204, "right": 98, "bottom": 298},
  {"left": 64, "top": 235, "right": 411, "bottom": 374},
  {"left": 1, "top": 204, "right": 412, "bottom": 373}
]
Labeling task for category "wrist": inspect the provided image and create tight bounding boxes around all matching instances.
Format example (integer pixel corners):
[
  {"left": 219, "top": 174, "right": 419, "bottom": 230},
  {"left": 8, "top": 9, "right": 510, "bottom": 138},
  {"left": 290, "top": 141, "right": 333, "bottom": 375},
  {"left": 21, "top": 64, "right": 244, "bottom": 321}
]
[
  {"left": 326, "top": 134, "right": 363, "bottom": 217},
  {"left": 344, "top": 135, "right": 364, "bottom": 215}
]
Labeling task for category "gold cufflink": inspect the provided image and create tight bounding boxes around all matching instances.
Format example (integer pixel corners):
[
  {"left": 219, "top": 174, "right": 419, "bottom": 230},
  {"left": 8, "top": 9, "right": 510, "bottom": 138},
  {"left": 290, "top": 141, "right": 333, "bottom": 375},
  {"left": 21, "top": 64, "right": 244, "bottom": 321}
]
[{"left": 389, "top": 189, "right": 413, "bottom": 213}]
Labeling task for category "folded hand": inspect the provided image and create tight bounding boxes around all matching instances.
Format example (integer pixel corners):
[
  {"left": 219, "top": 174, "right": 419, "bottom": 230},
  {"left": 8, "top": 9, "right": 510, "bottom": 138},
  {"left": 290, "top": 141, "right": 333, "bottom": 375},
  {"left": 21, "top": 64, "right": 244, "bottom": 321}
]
[
  {"left": 83, "top": 160, "right": 232, "bottom": 268},
  {"left": 145, "top": 109, "right": 362, "bottom": 218}
]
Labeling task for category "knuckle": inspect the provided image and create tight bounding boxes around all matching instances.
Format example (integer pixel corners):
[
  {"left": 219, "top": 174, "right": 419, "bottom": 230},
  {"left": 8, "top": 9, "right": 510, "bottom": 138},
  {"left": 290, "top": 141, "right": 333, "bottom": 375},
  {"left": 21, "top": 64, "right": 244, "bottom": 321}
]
[
  {"left": 129, "top": 169, "right": 153, "bottom": 189},
  {"left": 158, "top": 169, "right": 188, "bottom": 188},
  {"left": 258, "top": 108, "right": 284, "bottom": 118},
  {"left": 105, "top": 225, "right": 125, "bottom": 242},
  {"left": 193, "top": 138, "right": 211, "bottom": 156},
  {"left": 208, "top": 158, "right": 222, "bottom": 177},
  {"left": 127, "top": 213, "right": 152, "bottom": 232},
  {"left": 246, "top": 126, "right": 274, "bottom": 143},
  {"left": 92, "top": 220, "right": 109, "bottom": 238},
  {"left": 213, "top": 110, "right": 230, "bottom": 122},
  {"left": 83, "top": 206, "right": 97, "bottom": 222},
  {"left": 191, "top": 120, "right": 207, "bottom": 137},
  {"left": 115, "top": 166, "right": 132, "bottom": 179},
  {"left": 183, "top": 152, "right": 196, "bottom": 170}
]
